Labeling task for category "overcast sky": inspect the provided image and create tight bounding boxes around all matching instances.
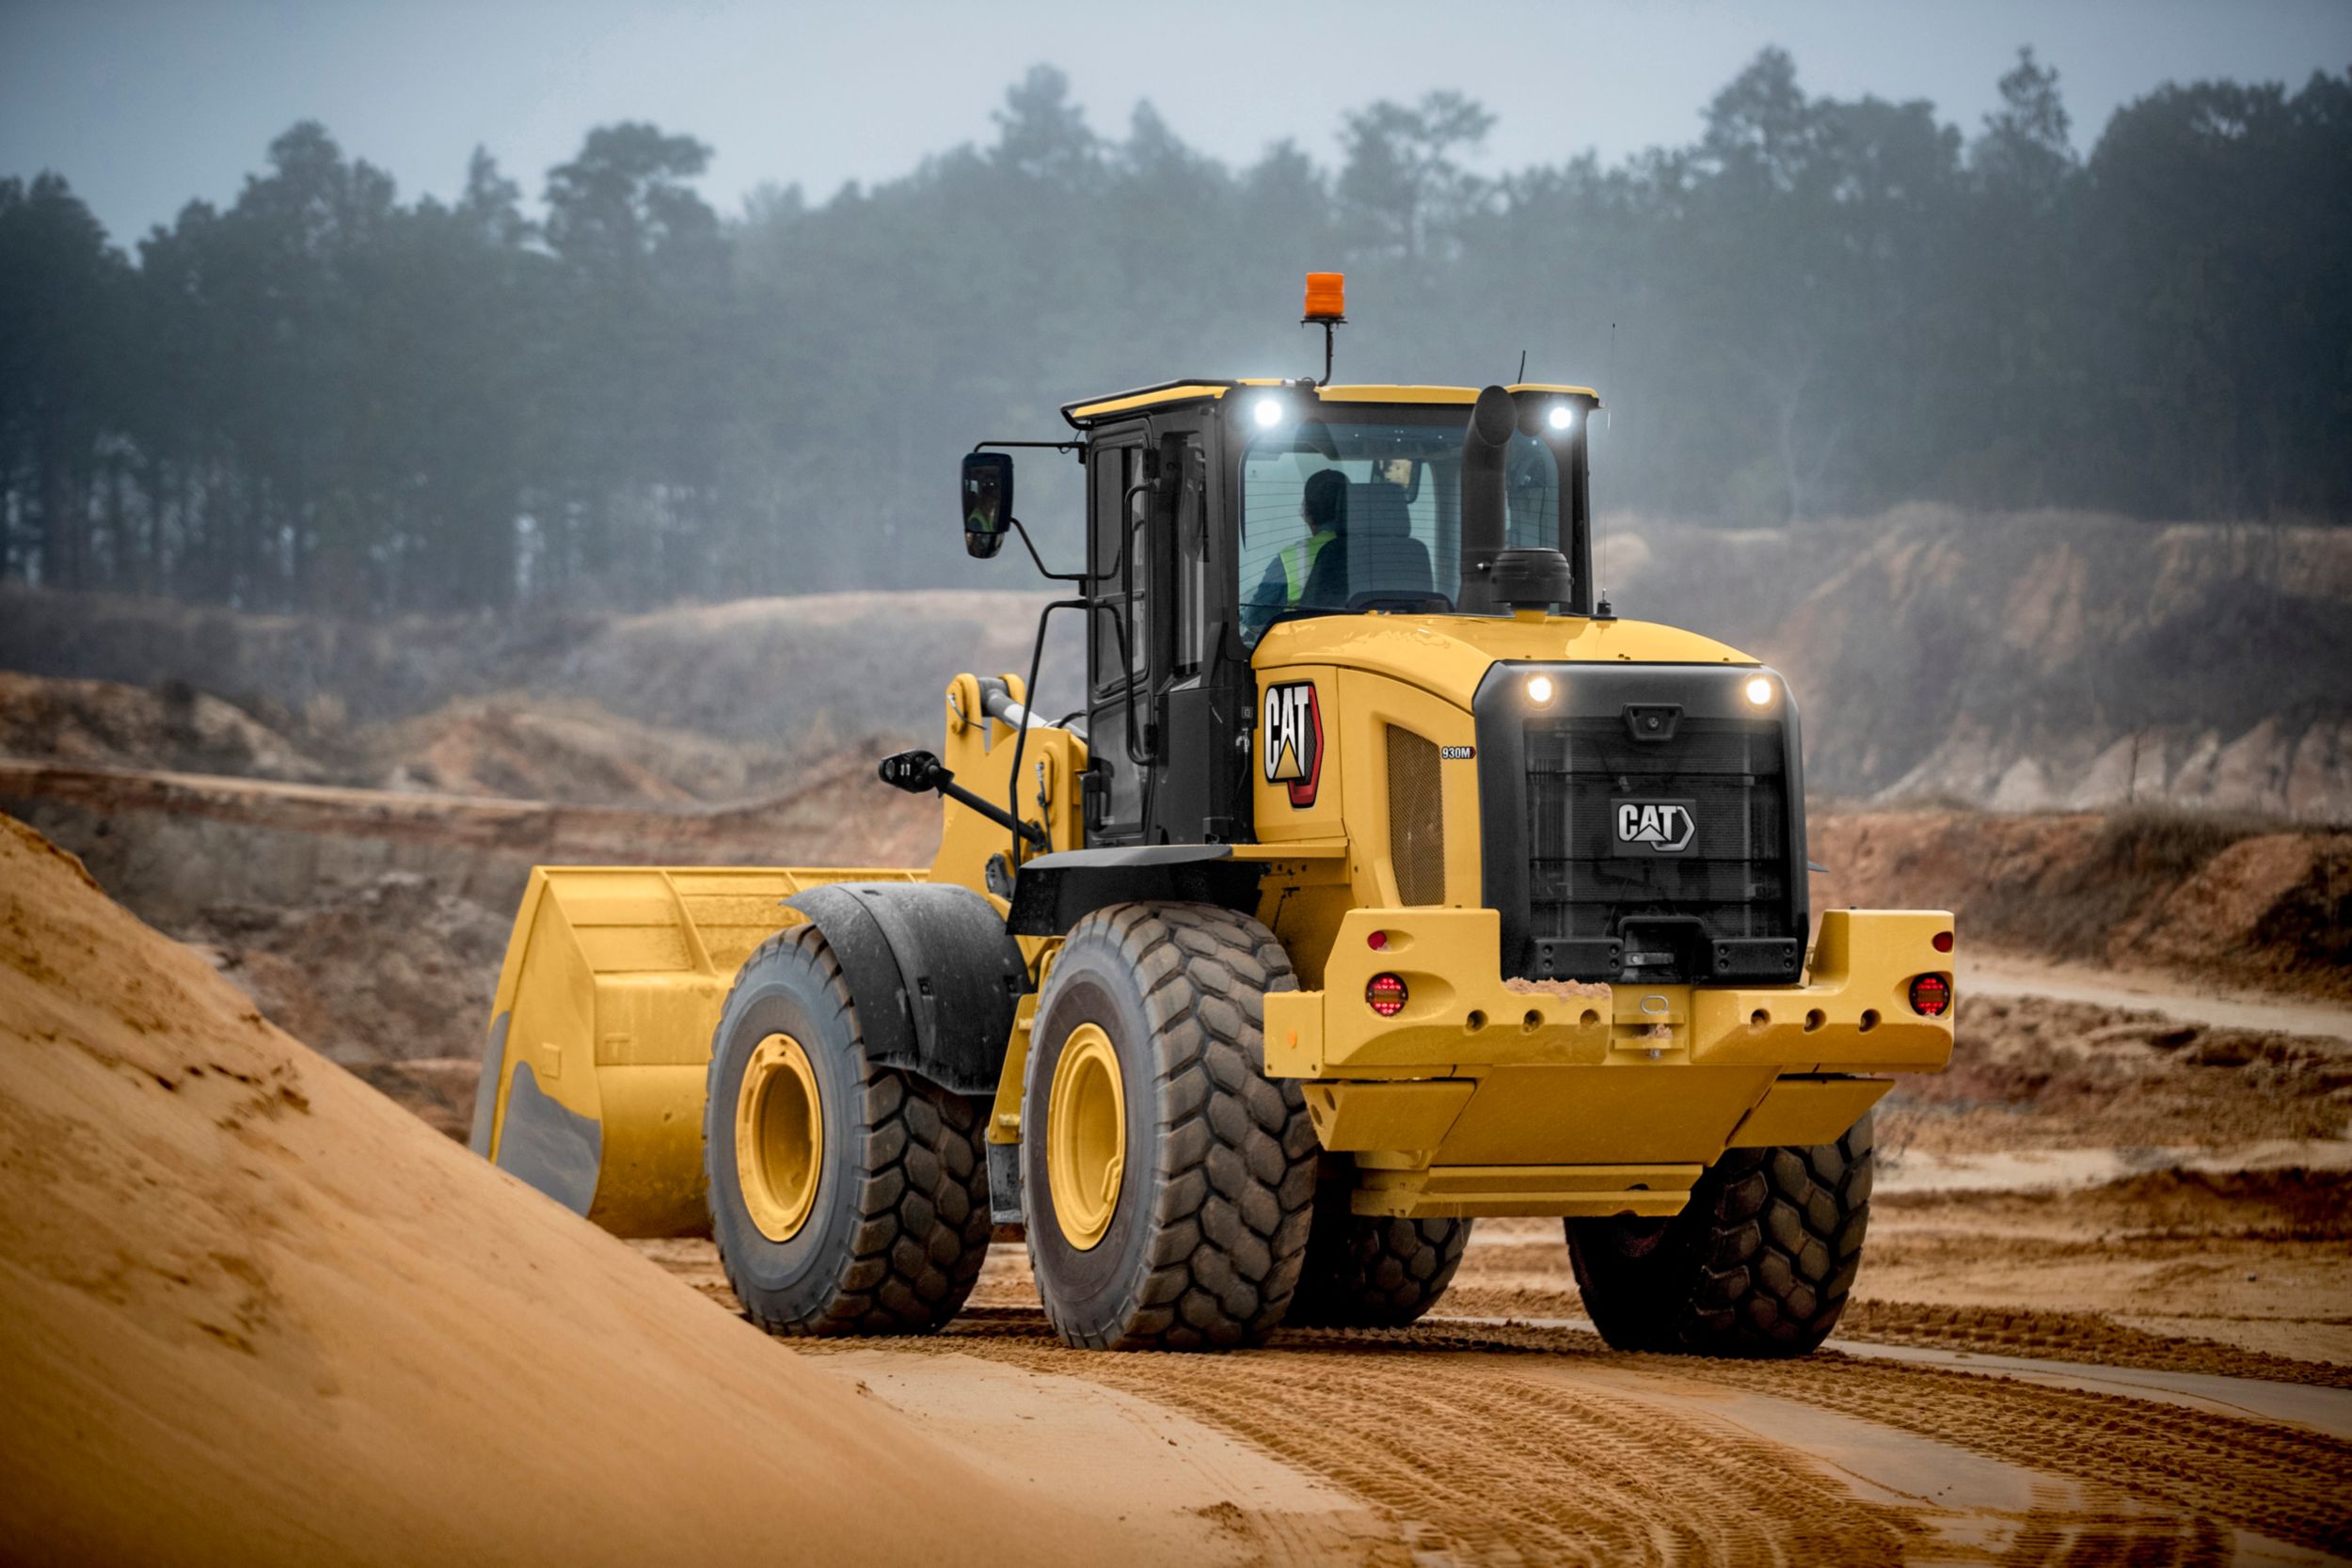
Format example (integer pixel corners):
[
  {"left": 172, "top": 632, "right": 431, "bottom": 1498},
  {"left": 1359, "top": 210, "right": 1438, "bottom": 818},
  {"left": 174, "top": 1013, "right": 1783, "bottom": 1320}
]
[{"left": 7, "top": 0, "right": 2349, "bottom": 245}]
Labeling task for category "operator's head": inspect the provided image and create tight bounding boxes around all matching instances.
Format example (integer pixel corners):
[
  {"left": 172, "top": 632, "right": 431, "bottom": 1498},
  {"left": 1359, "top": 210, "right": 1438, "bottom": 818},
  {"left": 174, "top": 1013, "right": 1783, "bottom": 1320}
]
[{"left": 1303, "top": 468, "right": 1348, "bottom": 534}]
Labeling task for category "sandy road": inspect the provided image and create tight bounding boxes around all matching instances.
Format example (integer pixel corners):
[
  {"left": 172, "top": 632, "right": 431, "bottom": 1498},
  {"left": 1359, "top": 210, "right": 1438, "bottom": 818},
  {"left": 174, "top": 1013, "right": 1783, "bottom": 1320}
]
[
  {"left": 610, "top": 897, "right": 2352, "bottom": 1564},
  {"left": 1964, "top": 954, "right": 2352, "bottom": 1043},
  {"left": 787, "top": 1308, "right": 2351, "bottom": 1566},
  {"left": 636, "top": 1237, "right": 2352, "bottom": 1566}
]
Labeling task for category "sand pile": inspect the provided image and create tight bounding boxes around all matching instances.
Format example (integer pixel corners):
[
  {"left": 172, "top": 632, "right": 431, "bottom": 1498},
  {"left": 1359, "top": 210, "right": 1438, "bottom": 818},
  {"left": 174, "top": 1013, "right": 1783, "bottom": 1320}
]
[{"left": 0, "top": 816, "right": 1110, "bottom": 1567}]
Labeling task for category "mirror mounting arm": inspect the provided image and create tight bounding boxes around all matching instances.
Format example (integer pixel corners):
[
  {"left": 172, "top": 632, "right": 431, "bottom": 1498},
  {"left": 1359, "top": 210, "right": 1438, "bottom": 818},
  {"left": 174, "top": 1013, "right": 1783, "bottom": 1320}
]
[
  {"left": 1006, "top": 515, "right": 1087, "bottom": 583},
  {"left": 878, "top": 750, "right": 1047, "bottom": 848}
]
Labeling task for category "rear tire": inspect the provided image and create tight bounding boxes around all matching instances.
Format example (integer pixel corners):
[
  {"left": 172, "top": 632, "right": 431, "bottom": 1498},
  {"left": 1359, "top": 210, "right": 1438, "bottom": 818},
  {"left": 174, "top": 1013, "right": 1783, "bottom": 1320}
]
[
  {"left": 1566, "top": 1112, "right": 1874, "bottom": 1357},
  {"left": 704, "top": 926, "right": 991, "bottom": 1336},
  {"left": 1022, "top": 902, "right": 1318, "bottom": 1350},
  {"left": 1288, "top": 1169, "right": 1473, "bottom": 1328}
]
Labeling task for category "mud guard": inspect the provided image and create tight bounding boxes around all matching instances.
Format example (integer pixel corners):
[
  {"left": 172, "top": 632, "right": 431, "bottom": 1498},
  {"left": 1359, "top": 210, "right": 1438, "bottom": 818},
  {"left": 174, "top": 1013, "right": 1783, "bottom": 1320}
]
[{"left": 785, "top": 882, "right": 1029, "bottom": 1099}]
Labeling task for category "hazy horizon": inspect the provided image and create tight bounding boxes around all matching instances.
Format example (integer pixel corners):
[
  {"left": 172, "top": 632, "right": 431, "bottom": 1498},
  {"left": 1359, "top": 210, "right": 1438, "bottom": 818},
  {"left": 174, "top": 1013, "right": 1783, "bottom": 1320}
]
[{"left": 7, "top": 0, "right": 2349, "bottom": 243}]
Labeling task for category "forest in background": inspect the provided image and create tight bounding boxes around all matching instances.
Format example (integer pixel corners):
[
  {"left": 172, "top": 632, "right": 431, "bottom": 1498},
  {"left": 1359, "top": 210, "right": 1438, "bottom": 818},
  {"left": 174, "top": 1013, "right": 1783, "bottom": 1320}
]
[{"left": 2, "top": 48, "right": 2347, "bottom": 614}]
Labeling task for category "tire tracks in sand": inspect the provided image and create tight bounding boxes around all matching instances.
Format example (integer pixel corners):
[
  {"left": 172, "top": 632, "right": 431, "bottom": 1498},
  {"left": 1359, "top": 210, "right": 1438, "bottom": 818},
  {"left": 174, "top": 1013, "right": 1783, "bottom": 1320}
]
[
  {"left": 822, "top": 1316, "right": 1911, "bottom": 1565},
  {"left": 1440, "top": 1283, "right": 2352, "bottom": 1391},
  {"left": 798, "top": 1309, "right": 2352, "bottom": 1565}
]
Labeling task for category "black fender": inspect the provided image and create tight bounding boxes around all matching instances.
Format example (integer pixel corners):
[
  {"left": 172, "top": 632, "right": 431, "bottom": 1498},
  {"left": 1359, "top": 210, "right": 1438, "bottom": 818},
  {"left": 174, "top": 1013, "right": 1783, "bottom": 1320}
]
[
  {"left": 784, "top": 882, "right": 1028, "bottom": 1098},
  {"left": 1005, "top": 845, "right": 1266, "bottom": 937}
]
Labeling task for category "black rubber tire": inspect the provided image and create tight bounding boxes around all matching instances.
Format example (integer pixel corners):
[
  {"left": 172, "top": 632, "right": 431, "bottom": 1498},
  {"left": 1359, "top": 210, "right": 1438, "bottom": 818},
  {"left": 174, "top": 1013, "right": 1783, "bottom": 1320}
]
[
  {"left": 1022, "top": 902, "right": 1318, "bottom": 1351},
  {"left": 1288, "top": 1168, "right": 1473, "bottom": 1328},
  {"left": 1565, "top": 1111, "right": 1875, "bottom": 1357},
  {"left": 704, "top": 925, "right": 991, "bottom": 1337}
]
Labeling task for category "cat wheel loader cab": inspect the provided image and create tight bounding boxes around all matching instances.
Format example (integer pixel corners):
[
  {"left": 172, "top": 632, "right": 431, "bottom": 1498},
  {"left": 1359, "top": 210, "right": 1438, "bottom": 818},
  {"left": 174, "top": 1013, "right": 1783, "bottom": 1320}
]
[{"left": 474, "top": 273, "right": 1955, "bottom": 1356}]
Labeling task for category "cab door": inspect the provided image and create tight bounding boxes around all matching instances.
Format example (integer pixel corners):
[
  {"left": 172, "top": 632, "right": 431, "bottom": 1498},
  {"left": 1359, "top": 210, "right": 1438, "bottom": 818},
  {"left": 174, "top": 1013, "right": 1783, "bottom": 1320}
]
[
  {"left": 1150, "top": 428, "right": 1244, "bottom": 842},
  {"left": 1084, "top": 432, "right": 1155, "bottom": 844},
  {"left": 1086, "top": 415, "right": 1232, "bottom": 846}
]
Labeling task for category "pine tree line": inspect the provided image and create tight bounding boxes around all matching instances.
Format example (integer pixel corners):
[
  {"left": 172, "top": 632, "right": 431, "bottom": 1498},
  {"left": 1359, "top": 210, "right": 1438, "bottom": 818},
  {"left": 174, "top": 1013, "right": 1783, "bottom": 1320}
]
[{"left": 2, "top": 50, "right": 2345, "bottom": 614}]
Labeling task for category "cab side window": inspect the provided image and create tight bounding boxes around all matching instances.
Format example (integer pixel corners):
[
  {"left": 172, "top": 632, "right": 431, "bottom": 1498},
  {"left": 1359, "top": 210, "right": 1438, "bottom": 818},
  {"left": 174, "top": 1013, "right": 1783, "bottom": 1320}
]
[
  {"left": 1171, "top": 438, "right": 1207, "bottom": 680},
  {"left": 1090, "top": 444, "right": 1148, "bottom": 695}
]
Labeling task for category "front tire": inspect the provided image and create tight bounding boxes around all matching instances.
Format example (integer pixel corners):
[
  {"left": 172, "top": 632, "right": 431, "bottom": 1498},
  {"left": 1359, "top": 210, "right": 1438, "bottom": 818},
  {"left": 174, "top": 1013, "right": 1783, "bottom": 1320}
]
[
  {"left": 1022, "top": 902, "right": 1318, "bottom": 1350},
  {"left": 704, "top": 926, "right": 992, "bottom": 1336},
  {"left": 1566, "top": 1112, "right": 1875, "bottom": 1357}
]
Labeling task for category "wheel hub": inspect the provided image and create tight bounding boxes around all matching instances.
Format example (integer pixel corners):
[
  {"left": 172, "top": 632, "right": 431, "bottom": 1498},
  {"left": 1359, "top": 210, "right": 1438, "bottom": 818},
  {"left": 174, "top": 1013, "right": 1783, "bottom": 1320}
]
[
  {"left": 1047, "top": 1022, "right": 1125, "bottom": 1251},
  {"left": 736, "top": 1033, "right": 823, "bottom": 1242}
]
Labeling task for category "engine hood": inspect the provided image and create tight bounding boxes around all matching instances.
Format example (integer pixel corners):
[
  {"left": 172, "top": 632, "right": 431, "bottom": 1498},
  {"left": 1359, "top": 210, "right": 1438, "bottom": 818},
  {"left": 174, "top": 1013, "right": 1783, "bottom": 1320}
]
[{"left": 1249, "top": 612, "right": 1757, "bottom": 709}]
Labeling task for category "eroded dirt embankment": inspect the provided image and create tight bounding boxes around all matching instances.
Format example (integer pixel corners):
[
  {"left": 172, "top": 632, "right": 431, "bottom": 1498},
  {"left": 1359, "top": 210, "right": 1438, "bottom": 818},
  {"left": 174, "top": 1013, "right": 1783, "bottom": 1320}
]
[
  {"left": 1814, "top": 807, "right": 2352, "bottom": 1001},
  {"left": 0, "top": 583, "right": 1074, "bottom": 758},
  {"left": 1614, "top": 512, "right": 2352, "bottom": 819},
  {"left": 10, "top": 512, "right": 2347, "bottom": 817}
]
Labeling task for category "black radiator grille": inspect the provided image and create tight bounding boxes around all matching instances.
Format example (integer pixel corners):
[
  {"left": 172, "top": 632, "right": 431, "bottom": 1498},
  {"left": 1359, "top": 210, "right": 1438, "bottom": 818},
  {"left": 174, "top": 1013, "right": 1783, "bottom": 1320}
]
[{"left": 1522, "top": 717, "right": 1793, "bottom": 946}]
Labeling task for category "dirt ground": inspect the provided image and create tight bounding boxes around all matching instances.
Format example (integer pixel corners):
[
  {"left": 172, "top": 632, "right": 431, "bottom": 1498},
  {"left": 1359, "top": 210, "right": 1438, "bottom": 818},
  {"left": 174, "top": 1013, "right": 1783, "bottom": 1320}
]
[
  {"left": 603, "top": 958, "right": 2352, "bottom": 1564},
  {"left": 619, "top": 959, "right": 2352, "bottom": 1565},
  {"left": 9, "top": 789, "right": 2346, "bottom": 1566},
  {"left": 4, "top": 652, "right": 2349, "bottom": 1562},
  {"left": 625, "top": 1229, "right": 2352, "bottom": 1564}
]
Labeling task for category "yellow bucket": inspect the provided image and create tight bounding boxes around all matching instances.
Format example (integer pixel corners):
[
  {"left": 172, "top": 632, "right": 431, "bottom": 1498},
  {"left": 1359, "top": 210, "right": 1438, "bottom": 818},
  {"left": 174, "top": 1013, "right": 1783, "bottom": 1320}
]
[{"left": 470, "top": 863, "right": 923, "bottom": 1236}]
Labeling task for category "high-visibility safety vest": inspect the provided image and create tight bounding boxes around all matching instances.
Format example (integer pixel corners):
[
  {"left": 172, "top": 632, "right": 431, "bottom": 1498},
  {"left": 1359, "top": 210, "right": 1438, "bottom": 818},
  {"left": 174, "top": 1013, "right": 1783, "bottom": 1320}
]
[{"left": 1279, "top": 528, "right": 1338, "bottom": 603}]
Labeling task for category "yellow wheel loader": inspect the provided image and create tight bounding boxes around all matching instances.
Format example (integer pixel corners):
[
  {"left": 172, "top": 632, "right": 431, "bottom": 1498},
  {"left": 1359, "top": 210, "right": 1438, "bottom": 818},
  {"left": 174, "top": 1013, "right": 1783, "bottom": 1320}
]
[{"left": 471, "top": 277, "right": 1955, "bottom": 1354}]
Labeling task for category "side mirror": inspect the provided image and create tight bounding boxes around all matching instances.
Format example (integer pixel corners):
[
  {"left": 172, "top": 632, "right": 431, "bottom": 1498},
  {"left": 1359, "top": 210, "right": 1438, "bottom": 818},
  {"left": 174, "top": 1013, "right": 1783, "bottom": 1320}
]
[{"left": 961, "top": 451, "right": 1013, "bottom": 560}]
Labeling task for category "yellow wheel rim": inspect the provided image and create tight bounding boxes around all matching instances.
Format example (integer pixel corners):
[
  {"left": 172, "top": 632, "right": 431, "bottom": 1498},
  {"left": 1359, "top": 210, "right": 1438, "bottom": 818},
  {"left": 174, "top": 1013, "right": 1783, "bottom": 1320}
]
[
  {"left": 1046, "top": 1022, "right": 1125, "bottom": 1251},
  {"left": 735, "top": 1033, "right": 824, "bottom": 1243}
]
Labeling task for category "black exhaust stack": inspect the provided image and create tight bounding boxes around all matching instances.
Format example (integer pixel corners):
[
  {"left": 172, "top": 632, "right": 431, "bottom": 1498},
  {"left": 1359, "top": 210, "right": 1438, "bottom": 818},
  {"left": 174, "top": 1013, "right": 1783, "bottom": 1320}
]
[{"left": 1457, "top": 384, "right": 1575, "bottom": 615}]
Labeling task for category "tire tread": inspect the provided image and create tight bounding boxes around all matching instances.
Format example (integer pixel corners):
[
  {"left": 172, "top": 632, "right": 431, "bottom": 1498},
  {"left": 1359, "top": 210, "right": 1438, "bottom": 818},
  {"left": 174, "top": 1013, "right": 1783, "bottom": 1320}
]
[
  {"left": 1289, "top": 1184, "right": 1473, "bottom": 1329},
  {"left": 1566, "top": 1112, "right": 1874, "bottom": 1357},
  {"left": 707, "top": 926, "right": 992, "bottom": 1338},
  {"left": 1029, "top": 902, "right": 1318, "bottom": 1351}
]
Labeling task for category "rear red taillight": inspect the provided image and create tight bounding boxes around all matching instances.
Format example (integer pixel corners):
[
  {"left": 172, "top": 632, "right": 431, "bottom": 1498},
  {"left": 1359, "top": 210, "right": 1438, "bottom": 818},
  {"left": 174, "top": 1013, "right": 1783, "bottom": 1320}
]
[
  {"left": 1366, "top": 929, "right": 1389, "bottom": 952},
  {"left": 1932, "top": 930, "right": 1954, "bottom": 954},
  {"left": 1909, "top": 974, "right": 1952, "bottom": 1017},
  {"left": 1366, "top": 974, "right": 1408, "bottom": 1017}
]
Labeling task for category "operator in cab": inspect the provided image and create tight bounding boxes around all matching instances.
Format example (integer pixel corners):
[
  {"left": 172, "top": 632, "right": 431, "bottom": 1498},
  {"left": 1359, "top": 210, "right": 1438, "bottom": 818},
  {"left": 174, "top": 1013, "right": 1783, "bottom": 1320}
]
[{"left": 1242, "top": 467, "right": 1349, "bottom": 639}]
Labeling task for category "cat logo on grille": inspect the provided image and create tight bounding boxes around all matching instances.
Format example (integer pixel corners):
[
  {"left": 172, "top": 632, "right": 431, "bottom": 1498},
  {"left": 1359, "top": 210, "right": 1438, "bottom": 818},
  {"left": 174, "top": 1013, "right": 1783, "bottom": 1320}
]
[
  {"left": 1614, "top": 800, "right": 1696, "bottom": 853},
  {"left": 1262, "top": 681, "right": 1322, "bottom": 807}
]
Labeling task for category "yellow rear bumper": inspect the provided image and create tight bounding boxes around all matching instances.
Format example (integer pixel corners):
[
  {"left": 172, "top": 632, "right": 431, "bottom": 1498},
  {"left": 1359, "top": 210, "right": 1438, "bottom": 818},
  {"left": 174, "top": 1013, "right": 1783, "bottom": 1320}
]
[{"left": 1263, "top": 908, "right": 1953, "bottom": 1219}]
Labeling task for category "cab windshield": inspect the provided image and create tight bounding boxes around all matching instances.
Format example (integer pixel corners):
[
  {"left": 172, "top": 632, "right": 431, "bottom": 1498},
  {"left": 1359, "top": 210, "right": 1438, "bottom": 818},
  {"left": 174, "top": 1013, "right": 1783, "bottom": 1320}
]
[{"left": 1238, "top": 410, "right": 1567, "bottom": 644}]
